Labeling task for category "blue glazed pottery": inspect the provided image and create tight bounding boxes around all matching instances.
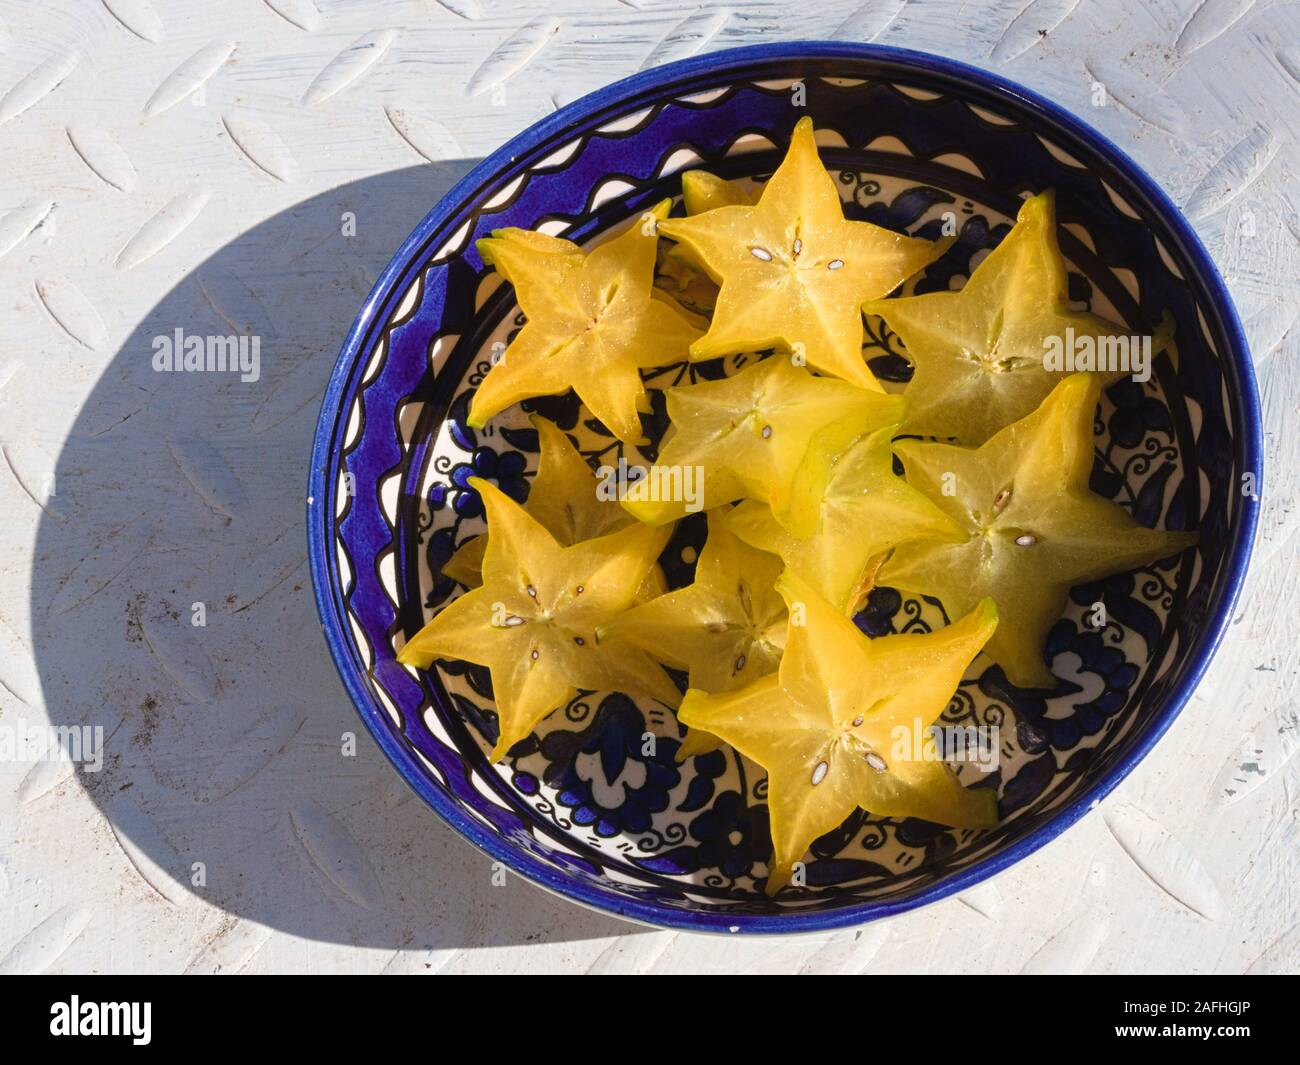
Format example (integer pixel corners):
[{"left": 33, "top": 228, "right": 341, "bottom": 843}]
[{"left": 308, "top": 43, "right": 1261, "bottom": 933}]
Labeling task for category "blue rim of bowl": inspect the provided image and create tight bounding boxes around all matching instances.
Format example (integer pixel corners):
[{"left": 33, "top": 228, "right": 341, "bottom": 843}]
[{"left": 308, "top": 41, "right": 1263, "bottom": 935}]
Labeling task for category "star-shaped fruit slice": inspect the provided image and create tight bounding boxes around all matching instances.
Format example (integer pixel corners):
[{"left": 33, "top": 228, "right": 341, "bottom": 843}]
[
  {"left": 599, "top": 508, "right": 788, "bottom": 759},
  {"left": 727, "top": 420, "right": 968, "bottom": 613},
  {"left": 658, "top": 117, "right": 951, "bottom": 390},
  {"left": 879, "top": 372, "right": 1198, "bottom": 688},
  {"left": 864, "top": 191, "right": 1156, "bottom": 445},
  {"left": 678, "top": 572, "right": 999, "bottom": 894},
  {"left": 468, "top": 200, "right": 703, "bottom": 443},
  {"left": 622, "top": 355, "right": 903, "bottom": 531},
  {"left": 442, "top": 415, "right": 664, "bottom": 601},
  {"left": 398, "top": 478, "right": 681, "bottom": 761},
  {"left": 682, "top": 170, "right": 757, "bottom": 215}
]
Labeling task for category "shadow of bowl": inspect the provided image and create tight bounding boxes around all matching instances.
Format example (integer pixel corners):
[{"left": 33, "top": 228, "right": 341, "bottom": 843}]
[{"left": 30, "top": 163, "right": 641, "bottom": 957}]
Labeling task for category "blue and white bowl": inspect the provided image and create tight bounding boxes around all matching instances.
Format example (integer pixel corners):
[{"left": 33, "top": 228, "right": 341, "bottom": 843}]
[{"left": 308, "top": 43, "right": 1261, "bottom": 933}]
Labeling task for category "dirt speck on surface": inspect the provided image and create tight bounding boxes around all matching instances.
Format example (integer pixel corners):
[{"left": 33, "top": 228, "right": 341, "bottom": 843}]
[
  {"left": 133, "top": 694, "right": 161, "bottom": 748},
  {"left": 125, "top": 594, "right": 145, "bottom": 644}
]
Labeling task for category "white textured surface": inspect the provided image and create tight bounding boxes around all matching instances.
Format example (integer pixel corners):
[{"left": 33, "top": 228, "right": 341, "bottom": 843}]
[{"left": 0, "top": 0, "right": 1296, "bottom": 975}]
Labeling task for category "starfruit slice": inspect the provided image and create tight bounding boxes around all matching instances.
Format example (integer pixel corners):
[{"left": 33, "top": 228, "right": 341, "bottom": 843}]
[
  {"left": 658, "top": 117, "right": 951, "bottom": 390},
  {"left": 622, "top": 356, "right": 903, "bottom": 532},
  {"left": 468, "top": 200, "right": 703, "bottom": 443},
  {"left": 727, "top": 420, "right": 968, "bottom": 613},
  {"left": 864, "top": 191, "right": 1157, "bottom": 445},
  {"left": 682, "top": 170, "right": 757, "bottom": 214},
  {"left": 879, "top": 373, "right": 1198, "bottom": 688},
  {"left": 679, "top": 572, "right": 999, "bottom": 894},
  {"left": 443, "top": 415, "right": 663, "bottom": 602},
  {"left": 398, "top": 478, "right": 681, "bottom": 760},
  {"left": 599, "top": 508, "right": 787, "bottom": 759}
]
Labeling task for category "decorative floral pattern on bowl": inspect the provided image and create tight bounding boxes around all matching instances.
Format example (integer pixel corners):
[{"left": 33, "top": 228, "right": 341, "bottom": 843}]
[{"left": 308, "top": 44, "right": 1260, "bottom": 933}]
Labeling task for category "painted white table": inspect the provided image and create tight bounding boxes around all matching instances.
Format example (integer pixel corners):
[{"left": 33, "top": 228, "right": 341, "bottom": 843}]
[{"left": 0, "top": 0, "right": 1296, "bottom": 975}]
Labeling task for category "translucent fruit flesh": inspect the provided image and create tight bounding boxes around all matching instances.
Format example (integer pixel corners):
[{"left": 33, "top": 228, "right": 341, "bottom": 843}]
[
  {"left": 879, "top": 373, "right": 1198, "bottom": 688},
  {"left": 678, "top": 572, "right": 999, "bottom": 894},
  {"left": 864, "top": 191, "right": 1154, "bottom": 445},
  {"left": 681, "top": 171, "right": 757, "bottom": 215},
  {"left": 599, "top": 509, "right": 788, "bottom": 758},
  {"left": 621, "top": 355, "right": 904, "bottom": 532},
  {"left": 727, "top": 421, "right": 968, "bottom": 613},
  {"left": 659, "top": 117, "right": 951, "bottom": 390},
  {"left": 397, "top": 478, "right": 681, "bottom": 761},
  {"left": 468, "top": 200, "right": 703, "bottom": 444}
]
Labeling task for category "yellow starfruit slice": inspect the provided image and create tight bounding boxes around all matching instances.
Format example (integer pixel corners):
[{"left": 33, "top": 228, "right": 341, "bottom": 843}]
[
  {"left": 727, "top": 420, "right": 968, "bottom": 613},
  {"left": 622, "top": 356, "right": 904, "bottom": 532},
  {"left": 599, "top": 508, "right": 788, "bottom": 759},
  {"left": 398, "top": 478, "right": 681, "bottom": 760},
  {"left": 679, "top": 571, "right": 999, "bottom": 894},
  {"left": 879, "top": 373, "right": 1198, "bottom": 688},
  {"left": 682, "top": 170, "right": 757, "bottom": 215},
  {"left": 658, "top": 117, "right": 951, "bottom": 390},
  {"left": 864, "top": 191, "right": 1157, "bottom": 445},
  {"left": 468, "top": 200, "right": 703, "bottom": 444},
  {"left": 443, "top": 415, "right": 662, "bottom": 603}
]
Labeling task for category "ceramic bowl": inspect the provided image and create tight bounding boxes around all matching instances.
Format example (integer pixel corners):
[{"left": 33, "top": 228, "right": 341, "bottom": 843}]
[{"left": 308, "top": 43, "right": 1261, "bottom": 933}]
